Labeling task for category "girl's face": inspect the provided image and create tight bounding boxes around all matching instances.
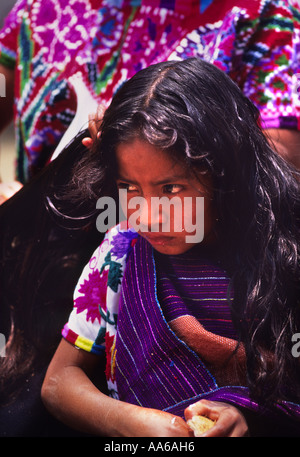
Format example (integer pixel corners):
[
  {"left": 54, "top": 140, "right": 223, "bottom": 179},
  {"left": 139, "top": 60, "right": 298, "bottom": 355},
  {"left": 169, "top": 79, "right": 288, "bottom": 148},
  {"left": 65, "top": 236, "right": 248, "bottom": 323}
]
[{"left": 115, "top": 138, "right": 215, "bottom": 255}]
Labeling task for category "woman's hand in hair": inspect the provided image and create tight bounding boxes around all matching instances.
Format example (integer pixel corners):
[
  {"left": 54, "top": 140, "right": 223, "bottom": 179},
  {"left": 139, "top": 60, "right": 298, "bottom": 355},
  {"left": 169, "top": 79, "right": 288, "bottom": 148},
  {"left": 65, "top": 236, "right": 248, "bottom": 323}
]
[
  {"left": 185, "top": 399, "right": 249, "bottom": 437},
  {"left": 82, "top": 104, "right": 105, "bottom": 149}
]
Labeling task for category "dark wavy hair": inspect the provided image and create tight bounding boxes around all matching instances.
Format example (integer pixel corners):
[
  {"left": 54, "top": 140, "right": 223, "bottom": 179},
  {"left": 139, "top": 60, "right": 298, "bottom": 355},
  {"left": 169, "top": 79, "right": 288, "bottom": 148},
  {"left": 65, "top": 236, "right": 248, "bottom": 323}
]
[
  {"left": 68, "top": 58, "right": 300, "bottom": 405},
  {"left": 0, "top": 131, "right": 104, "bottom": 410}
]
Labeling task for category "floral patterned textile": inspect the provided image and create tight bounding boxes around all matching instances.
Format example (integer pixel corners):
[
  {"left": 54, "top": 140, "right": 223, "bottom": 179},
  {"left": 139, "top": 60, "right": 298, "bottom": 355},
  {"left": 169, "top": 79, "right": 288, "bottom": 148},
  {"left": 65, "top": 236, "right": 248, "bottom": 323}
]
[
  {"left": 62, "top": 223, "right": 138, "bottom": 396},
  {"left": 0, "top": 0, "right": 300, "bottom": 182}
]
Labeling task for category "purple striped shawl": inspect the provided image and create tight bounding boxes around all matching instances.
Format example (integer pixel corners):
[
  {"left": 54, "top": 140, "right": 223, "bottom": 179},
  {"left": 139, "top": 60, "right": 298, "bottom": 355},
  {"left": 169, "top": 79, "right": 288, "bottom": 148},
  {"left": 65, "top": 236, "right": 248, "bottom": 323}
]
[{"left": 114, "top": 236, "right": 300, "bottom": 426}]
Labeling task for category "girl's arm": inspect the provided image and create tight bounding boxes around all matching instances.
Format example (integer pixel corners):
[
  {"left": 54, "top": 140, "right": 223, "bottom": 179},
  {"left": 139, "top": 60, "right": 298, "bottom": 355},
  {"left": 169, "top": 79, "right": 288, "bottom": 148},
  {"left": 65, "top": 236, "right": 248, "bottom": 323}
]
[{"left": 41, "top": 338, "right": 191, "bottom": 437}]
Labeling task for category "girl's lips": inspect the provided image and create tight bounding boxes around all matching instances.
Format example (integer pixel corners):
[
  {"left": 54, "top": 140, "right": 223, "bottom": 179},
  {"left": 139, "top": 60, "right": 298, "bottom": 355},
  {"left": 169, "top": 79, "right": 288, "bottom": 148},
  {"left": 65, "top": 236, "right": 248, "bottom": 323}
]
[{"left": 143, "top": 234, "right": 174, "bottom": 245}]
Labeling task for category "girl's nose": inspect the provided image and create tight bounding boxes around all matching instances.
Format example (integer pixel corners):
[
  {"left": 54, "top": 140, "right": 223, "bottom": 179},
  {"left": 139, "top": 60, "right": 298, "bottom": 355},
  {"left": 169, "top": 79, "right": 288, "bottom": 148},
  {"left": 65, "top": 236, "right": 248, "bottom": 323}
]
[
  {"left": 128, "top": 196, "right": 166, "bottom": 233},
  {"left": 139, "top": 197, "right": 165, "bottom": 232}
]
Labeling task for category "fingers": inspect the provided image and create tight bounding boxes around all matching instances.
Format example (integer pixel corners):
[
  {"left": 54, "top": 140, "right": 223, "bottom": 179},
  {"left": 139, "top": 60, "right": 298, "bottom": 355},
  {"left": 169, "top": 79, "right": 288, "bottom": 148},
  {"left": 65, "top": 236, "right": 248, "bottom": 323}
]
[
  {"left": 88, "top": 112, "right": 99, "bottom": 140},
  {"left": 184, "top": 400, "right": 249, "bottom": 437},
  {"left": 81, "top": 137, "right": 94, "bottom": 148},
  {"left": 201, "top": 403, "right": 246, "bottom": 437},
  {"left": 96, "top": 103, "right": 106, "bottom": 121},
  {"left": 82, "top": 103, "right": 106, "bottom": 149},
  {"left": 185, "top": 399, "right": 216, "bottom": 421},
  {"left": 89, "top": 104, "right": 106, "bottom": 139},
  {"left": 0, "top": 181, "right": 23, "bottom": 204}
]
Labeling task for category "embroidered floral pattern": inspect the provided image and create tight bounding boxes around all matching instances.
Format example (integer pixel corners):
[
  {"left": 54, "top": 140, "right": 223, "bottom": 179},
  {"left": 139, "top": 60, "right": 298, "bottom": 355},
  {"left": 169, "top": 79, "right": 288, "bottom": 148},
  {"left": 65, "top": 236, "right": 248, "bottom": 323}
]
[
  {"left": 74, "top": 268, "right": 108, "bottom": 322},
  {"left": 110, "top": 229, "right": 138, "bottom": 260},
  {"left": 62, "top": 225, "right": 135, "bottom": 396}
]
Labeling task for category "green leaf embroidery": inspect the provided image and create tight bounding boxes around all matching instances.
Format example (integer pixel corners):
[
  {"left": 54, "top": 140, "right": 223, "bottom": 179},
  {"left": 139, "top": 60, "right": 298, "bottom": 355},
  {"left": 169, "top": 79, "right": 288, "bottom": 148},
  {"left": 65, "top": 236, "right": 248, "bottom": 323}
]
[{"left": 101, "top": 252, "right": 123, "bottom": 293}]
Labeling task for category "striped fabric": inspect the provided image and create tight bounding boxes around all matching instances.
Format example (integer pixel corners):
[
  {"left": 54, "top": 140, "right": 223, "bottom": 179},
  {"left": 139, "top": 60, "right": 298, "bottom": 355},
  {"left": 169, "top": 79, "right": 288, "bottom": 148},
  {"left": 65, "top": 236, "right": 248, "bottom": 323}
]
[
  {"left": 114, "top": 235, "right": 300, "bottom": 425},
  {"left": 62, "top": 325, "right": 104, "bottom": 356},
  {"left": 115, "top": 236, "right": 219, "bottom": 410},
  {"left": 155, "top": 249, "right": 236, "bottom": 339}
]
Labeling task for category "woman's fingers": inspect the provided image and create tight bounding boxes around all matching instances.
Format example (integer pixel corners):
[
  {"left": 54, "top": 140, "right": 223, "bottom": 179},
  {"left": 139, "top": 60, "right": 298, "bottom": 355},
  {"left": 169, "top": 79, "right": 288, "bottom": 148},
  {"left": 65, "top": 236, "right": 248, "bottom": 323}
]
[{"left": 82, "top": 103, "right": 106, "bottom": 148}]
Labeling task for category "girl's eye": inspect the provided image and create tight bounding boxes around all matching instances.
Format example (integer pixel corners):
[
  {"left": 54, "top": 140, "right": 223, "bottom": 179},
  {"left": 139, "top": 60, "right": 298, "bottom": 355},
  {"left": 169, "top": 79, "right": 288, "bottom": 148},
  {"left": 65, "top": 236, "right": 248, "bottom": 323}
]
[
  {"left": 117, "top": 182, "right": 138, "bottom": 192},
  {"left": 163, "top": 184, "right": 183, "bottom": 194}
]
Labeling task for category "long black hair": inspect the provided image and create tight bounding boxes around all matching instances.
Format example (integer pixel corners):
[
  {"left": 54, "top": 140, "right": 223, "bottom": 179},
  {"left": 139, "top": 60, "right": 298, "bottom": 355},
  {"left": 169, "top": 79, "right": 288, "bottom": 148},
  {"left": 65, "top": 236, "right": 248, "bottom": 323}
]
[
  {"left": 68, "top": 58, "right": 300, "bottom": 404},
  {"left": 0, "top": 130, "right": 104, "bottom": 409}
]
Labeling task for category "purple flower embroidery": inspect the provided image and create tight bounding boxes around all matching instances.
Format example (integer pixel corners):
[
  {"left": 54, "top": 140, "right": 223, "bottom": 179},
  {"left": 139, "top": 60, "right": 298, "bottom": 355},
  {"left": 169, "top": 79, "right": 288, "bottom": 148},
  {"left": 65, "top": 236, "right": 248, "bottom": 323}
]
[
  {"left": 110, "top": 230, "right": 138, "bottom": 260},
  {"left": 75, "top": 268, "right": 108, "bottom": 323}
]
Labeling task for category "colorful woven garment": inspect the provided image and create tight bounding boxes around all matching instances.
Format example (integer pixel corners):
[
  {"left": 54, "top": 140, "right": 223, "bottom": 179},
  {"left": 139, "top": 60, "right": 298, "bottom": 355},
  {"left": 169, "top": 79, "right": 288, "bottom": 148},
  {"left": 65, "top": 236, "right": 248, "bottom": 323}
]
[
  {"left": 62, "top": 223, "right": 300, "bottom": 431},
  {"left": 0, "top": 0, "right": 300, "bottom": 182}
]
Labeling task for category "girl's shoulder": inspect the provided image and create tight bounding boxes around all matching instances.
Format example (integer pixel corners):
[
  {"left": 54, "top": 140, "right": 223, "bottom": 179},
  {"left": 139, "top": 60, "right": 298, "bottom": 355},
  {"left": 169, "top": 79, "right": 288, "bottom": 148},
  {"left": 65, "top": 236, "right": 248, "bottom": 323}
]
[{"left": 71, "top": 223, "right": 139, "bottom": 326}]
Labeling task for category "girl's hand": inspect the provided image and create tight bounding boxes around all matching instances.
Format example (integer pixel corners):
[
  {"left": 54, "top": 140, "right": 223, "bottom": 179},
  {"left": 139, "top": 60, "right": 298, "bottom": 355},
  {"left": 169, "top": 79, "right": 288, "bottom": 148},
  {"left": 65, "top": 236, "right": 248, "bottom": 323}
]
[
  {"left": 82, "top": 104, "right": 105, "bottom": 149},
  {"left": 184, "top": 399, "right": 249, "bottom": 437}
]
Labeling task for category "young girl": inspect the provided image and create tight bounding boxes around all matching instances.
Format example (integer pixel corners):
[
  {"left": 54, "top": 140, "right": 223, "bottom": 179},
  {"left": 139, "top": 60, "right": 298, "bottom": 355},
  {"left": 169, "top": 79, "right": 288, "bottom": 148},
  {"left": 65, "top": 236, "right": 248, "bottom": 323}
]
[{"left": 41, "top": 58, "right": 300, "bottom": 437}]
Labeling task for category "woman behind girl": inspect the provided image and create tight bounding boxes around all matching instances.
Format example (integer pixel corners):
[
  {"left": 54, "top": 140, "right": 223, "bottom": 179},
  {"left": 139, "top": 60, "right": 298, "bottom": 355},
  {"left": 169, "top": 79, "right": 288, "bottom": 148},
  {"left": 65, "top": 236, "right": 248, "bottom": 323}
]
[{"left": 42, "top": 58, "right": 300, "bottom": 436}]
